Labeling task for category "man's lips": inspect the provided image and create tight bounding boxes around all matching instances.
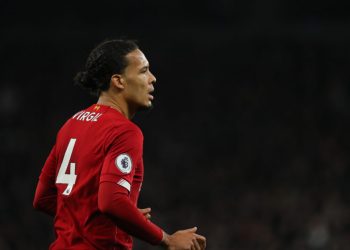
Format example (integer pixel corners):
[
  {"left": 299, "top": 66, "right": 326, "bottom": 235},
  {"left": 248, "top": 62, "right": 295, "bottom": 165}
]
[{"left": 148, "top": 90, "right": 154, "bottom": 100}]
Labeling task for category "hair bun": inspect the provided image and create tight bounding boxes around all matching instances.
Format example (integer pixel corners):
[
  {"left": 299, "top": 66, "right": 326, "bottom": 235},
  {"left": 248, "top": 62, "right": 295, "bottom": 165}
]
[{"left": 74, "top": 71, "right": 98, "bottom": 90}]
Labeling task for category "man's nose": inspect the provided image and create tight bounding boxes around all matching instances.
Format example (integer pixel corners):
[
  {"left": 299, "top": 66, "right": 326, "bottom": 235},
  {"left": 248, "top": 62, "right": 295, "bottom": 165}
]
[{"left": 150, "top": 71, "right": 156, "bottom": 84}]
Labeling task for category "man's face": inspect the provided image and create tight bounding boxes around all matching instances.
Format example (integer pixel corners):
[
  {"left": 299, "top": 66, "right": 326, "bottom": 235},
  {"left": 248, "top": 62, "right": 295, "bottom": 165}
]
[{"left": 121, "top": 49, "right": 156, "bottom": 110}]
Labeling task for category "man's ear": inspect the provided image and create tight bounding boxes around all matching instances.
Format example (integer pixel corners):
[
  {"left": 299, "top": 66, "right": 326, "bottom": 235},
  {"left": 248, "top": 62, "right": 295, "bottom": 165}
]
[{"left": 111, "top": 74, "right": 125, "bottom": 89}]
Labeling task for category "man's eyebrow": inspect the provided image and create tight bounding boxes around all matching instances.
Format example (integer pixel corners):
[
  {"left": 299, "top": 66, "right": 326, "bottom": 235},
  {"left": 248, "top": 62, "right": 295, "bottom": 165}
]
[{"left": 140, "top": 65, "right": 149, "bottom": 70}]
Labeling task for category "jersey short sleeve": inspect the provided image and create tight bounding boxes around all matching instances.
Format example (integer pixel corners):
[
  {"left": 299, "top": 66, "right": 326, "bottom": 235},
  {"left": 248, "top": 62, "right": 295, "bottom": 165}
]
[{"left": 100, "top": 127, "right": 143, "bottom": 193}]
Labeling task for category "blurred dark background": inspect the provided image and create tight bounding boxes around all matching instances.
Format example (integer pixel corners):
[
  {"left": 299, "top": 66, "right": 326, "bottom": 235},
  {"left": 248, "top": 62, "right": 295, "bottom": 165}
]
[{"left": 1, "top": 1, "right": 350, "bottom": 249}]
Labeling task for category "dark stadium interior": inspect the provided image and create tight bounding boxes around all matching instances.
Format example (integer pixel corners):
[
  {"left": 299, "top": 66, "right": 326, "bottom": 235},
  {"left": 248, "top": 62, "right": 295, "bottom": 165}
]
[{"left": 1, "top": 1, "right": 350, "bottom": 249}]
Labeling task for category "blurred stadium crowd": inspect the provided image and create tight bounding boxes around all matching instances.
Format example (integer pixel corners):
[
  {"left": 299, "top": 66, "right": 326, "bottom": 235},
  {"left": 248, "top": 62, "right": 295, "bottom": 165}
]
[{"left": 1, "top": 1, "right": 350, "bottom": 249}]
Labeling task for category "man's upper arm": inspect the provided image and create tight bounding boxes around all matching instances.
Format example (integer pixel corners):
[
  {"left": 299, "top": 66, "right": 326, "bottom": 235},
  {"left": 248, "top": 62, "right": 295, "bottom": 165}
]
[
  {"left": 100, "top": 127, "right": 143, "bottom": 193},
  {"left": 33, "top": 145, "right": 58, "bottom": 216}
]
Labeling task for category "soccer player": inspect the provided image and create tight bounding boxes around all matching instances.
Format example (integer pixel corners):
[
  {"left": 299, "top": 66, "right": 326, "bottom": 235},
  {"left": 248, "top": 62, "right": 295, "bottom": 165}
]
[{"left": 33, "top": 39, "right": 206, "bottom": 250}]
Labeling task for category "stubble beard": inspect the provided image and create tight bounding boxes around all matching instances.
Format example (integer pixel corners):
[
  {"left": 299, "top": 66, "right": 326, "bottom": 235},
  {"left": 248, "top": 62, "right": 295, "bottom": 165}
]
[{"left": 138, "top": 102, "right": 154, "bottom": 112}]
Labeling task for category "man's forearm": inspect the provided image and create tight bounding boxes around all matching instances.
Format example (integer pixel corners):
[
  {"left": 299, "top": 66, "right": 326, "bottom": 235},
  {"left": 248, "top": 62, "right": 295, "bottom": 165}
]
[{"left": 98, "top": 181, "right": 163, "bottom": 245}]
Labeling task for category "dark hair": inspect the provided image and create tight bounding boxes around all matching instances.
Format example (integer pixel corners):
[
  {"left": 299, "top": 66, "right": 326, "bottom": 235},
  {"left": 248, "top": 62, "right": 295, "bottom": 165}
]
[{"left": 74, "top": 39, "right": 138, "bottom": 96}]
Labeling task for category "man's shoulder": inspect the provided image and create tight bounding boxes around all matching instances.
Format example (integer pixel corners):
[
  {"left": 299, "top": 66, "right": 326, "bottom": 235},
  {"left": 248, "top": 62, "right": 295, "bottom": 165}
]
[
  {"left": 110, "top": 120, "right": 143, "bottom": 139},
  {"left": 89, "top": 106, "right": 144, "bottom": 143},
  {"left": 58, "top": 104, "right": 143, "bottom": 141}
]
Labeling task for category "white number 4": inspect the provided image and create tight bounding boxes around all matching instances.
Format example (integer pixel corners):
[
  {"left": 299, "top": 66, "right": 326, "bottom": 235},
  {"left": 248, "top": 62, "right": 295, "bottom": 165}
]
[{"left": 56, "top": 138, "right": 77, "bottom": 195}]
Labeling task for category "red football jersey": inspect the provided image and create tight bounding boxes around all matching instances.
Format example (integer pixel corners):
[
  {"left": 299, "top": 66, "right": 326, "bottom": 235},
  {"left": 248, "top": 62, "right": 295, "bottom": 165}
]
[{"left": 35, "top": 104, "right": 161, "bottom": 249}]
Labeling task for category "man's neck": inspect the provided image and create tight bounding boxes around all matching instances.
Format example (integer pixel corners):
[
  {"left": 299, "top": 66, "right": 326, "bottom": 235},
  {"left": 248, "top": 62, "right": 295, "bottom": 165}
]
[{"left": 97, "top": 93, "right": 135, "bottom": 120}]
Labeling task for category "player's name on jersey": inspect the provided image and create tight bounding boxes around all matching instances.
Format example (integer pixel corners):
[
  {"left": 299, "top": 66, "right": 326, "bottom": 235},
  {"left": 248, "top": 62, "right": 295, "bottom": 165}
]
[{"left": 72, "top": 111, "right": 103, "bottom": 122}]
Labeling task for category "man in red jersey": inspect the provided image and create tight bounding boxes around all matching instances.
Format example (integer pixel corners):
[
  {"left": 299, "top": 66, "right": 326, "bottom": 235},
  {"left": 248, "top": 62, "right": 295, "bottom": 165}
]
[{"left": 33, "top": 39, "right": 206, "bottom": 250}]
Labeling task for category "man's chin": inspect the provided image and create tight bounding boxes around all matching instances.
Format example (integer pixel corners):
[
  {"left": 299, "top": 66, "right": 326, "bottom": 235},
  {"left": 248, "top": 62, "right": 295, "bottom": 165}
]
[{"left": 138, "top": 102, "right": 154, "bottom": 112}]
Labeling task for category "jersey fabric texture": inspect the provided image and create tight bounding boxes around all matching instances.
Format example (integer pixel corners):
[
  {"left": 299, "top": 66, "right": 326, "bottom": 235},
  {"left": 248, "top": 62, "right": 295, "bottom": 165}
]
[{"left": 34, "top": 104, "right": 162, "bottom": 250}]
